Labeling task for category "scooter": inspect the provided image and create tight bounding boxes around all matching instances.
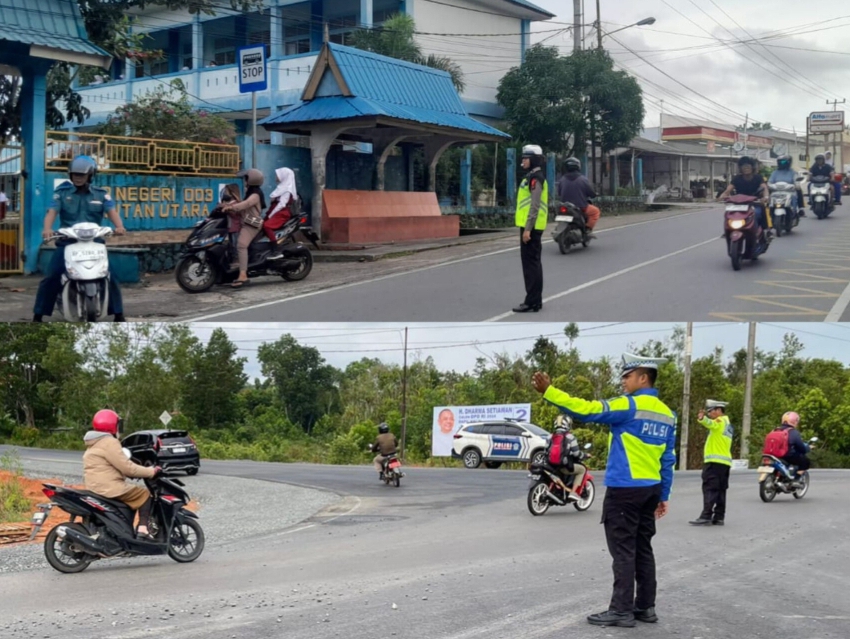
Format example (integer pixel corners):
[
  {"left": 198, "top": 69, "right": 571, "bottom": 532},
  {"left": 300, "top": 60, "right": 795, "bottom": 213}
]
[
  {"left": 46, "top": 222, "right": 114, "bottom": 321},
  {"left": 552, "top": 201, "right": 593, "bottom": 254},
  {"left": 723, "top": 195, "right": 771, "bottom": 271},
  {"left": 768, "top": 182, "right": 800, "bottom": 237},
  {"left": 757, "top": 437, "right": 818, "bottom": 502},
  {"left": 809, "top": 176, "right": 835, "bottom": 219},
  {"left": 527, "top": 443, "right": 596, "bottom": 515},
  {"left": 175, "top": 212, "right": 319, "bottom": 293}
]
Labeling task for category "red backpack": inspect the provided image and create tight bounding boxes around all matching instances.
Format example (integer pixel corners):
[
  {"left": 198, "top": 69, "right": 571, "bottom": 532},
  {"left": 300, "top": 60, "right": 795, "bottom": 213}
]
[
  {"left": 548, "top": 432, "right": 565, "bottom": 466},
  {"left": 763, "top": 428, "right": 790, "bottom": 457}
]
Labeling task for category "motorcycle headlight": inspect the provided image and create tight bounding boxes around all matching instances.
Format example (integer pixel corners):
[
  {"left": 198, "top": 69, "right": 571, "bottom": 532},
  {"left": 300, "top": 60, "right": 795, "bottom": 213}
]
[{"left": 729, "top": 219, "right": 746, "bottom": 230}]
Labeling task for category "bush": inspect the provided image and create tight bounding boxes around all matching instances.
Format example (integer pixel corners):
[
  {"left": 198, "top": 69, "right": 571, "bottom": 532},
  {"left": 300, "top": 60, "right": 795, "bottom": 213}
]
[
  {"left": 0, "top": 451, "right": 30, "bottom": 524},
  {"left": 572, "top": 427, "right": 609, "bottom": 470},
  {"left": 810, "top": 449, "right": 850, "bottom": 469},
  {"left": 327, "top": 433, "right": 365, "bottom": 465}
]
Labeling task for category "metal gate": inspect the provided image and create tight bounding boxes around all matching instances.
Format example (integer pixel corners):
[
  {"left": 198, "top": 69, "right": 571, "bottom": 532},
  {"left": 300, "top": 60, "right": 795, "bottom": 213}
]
[{"left": 0, "top": 144, "right": 24, "bottom": 274}]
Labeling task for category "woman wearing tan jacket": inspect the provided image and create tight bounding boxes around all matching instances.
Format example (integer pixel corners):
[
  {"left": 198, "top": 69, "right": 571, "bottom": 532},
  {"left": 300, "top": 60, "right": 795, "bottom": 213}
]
[
  {"left": 83, "top": 409, "right": 160, "bottom": 537},
  {"left": 221, "top": 168, "right": 266, "bottom": 288}
]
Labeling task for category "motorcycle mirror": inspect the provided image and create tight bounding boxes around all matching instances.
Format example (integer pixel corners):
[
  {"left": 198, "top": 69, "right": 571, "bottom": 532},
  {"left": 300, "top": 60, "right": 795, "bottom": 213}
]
[
  {"left": 809, "top": 437, "right": 819, "bottom": 443},
  {"left": 122, "top": 447, "right": 132, "bottom": 459},
  {"left": 583, "top": 442, "right": 592, "bottom": 449}
]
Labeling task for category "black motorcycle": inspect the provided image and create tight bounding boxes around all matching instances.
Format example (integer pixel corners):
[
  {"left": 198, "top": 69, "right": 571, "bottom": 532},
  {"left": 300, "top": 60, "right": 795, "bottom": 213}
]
[
  {"left": 175, "top": 211, "right": 319, "bottom": 293},
  {"left": 552, "top": 201, "right": 593, "bottom": 254},
  {"left": 31, "top": 475, "right": 204, "bottom": 573}
]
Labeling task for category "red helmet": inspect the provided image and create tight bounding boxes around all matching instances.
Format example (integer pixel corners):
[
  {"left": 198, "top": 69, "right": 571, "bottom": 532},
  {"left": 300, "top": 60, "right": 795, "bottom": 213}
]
[
  {"left": 92, "top": 409, "right": 122, "bottom": 436},
  {"left": 781, "top": 411, "right": 800, "bottom": 428}
]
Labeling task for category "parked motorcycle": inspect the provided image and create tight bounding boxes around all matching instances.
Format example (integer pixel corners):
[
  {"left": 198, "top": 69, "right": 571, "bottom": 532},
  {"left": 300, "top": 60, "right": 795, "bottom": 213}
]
[
  {"left": 526, "top": 443, "right": 595, "bottom": 515},
  {"left": 46, "top": 222, "right": 114, "bottom": 321},
  {"left": 723, "top": 195, "right": 770, "bottom": 271},
  {"left": 368, "top": 444, "right": 405, "bottom": 487},
  {"left": 552, "top": 201, "right": 593, "bottom": 254},
  {"left": 809, "top": 175, "right": 835, "bottom": 219},
  {"left": 175, "top": 212, "right": 319, "bottom": 293},
  {"left": 757, "top": 437, "right": 818, "bottom": 503},
  {"left": 31, "top": 458, "right": 204, "bottom": 573},
  {"left": 768, "top": 182, "right": 800, "bottom": 237}
]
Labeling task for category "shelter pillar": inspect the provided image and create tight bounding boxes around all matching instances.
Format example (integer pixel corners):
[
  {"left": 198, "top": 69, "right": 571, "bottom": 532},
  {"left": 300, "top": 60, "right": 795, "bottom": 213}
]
[
  {"left": 21, "top": 63, "right": 50, "bottom": 273},
  {"left": 506, "top": 147, "right": 516, "bottom": 206},
  {"left": 372, "top": 132, "right": 411, "bottom": 191},
  {"left": 710, "top": 161, "right": 715, "bottom": 198},
  {"left": 311, "top": 124, "right": 351, "bottom": 241},
  {"left": 460, "top": 148, "right": 472, "bottom": 212},
  {"left": 422, "top": 137, "right": 456, "bottom": 193}
]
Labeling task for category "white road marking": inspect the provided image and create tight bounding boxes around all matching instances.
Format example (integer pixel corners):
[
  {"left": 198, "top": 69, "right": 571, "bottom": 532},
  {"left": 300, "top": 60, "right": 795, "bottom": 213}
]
[
  {"left": 183, "top": 209, "right": 713, "bottom": 322},
  {"left": 825, "top": 279, "right": 850, "bottom": 321},
  {"left": 486, "top": 235, "right": 720, "bottom": 321}
]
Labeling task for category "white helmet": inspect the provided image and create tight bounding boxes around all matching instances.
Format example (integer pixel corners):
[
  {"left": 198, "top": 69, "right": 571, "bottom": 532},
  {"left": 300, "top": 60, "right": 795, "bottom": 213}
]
[{"left": 522, "top": 144, "right": 544, "bottom": 158}]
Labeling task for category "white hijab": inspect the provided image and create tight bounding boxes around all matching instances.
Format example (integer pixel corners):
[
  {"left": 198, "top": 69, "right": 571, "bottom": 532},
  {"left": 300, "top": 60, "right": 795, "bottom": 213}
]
[{"left": 268, "top": 167, "right": 297, "bottom": 217}]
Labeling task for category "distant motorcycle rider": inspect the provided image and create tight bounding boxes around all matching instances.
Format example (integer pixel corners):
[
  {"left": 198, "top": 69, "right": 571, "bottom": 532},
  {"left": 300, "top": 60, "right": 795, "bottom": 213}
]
[
  {"left": 769, "top": 412, "right": 811, "bottom": 483},
  {"left": 809, "top": 153, "right": 838, "bottom": 206},
  {"left": 372, "top": 422, "right": 399, "bottom": 480},
  {"left": 768, "top": 155, "right": 804, "bottom": 217},
  {"left": 718, "top": 156, "right": 772, "bottom": 236},
  {"left": 557, "top": 157, "right": 600, "bottom": 232},
  {"left": 548, "top": 414, "right": 586, "bottom": 501}
]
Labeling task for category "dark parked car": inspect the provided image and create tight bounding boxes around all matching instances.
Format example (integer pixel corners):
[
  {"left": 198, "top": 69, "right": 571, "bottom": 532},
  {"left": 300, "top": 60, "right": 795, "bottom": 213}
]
[{"left": 121, "top": 429, "right": 200, "bottom": 475}]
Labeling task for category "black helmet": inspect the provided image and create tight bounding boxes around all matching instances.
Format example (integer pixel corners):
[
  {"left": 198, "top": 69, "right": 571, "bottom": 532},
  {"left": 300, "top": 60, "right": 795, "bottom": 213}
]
[
  {"left": 777, "top": 155, "right": 792, "bottom": 170},
  {"left": 564, "top": 157, "right": 581, "bottom": 172},
  {"left": 815, "top": 153, "right": 825, "bottom": 162},
  {"left": 378, "top": 422, "right": 389, "bottom": 434},
  {"left": 69, "top": 155, "right": 97, "bottom": 181},
  {"left": 737, "top": 156, "right": 755, "bottom": 169}
]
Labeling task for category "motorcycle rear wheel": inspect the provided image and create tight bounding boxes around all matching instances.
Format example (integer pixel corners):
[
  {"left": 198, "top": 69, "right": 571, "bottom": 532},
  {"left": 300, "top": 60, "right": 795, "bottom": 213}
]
[
  {"left": 394, "top": 474, "right": 400, "bottom": 488},
  {"left": 176, "top": 256, "right": 218, "bottom": 293},
  {"left": 44, "top": 523, "right": 94, "bottom": 573},
  {"left": 281, "top": 252, "right": 313, "bottom": 281},
  {"left": 168, "top": 517, "right": 205, "bottom": 563},
  {"left": 557, "top": 234, "right": 571, "bottom": 255},
  {"left": 573, "top": 479, "right": 595, "bottom": 512},
  {"left": 759, "top": 477, "right": 777, "bottom": 503},
  {"left": 793, "top": 472, "right": 809, "bottom": 499},
  {"left": 527, "top": 483, "right": 550, "bottom": 516}
]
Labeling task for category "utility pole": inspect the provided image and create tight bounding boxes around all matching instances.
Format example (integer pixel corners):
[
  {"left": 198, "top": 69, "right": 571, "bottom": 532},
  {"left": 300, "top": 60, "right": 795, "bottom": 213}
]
[
  {"left": 596, "top": 0, "right": 603, "bottom": 49},
  {"left": 573, "top": 0, "right": 582, "bottom": 52},
  {"left": 741, "top": 322, "right": 756, "bottom": 459},
  {"left": 400, "top": 326, "right": 409, "bottom": 461},
  {"left": 680, "top": 322, "right": 693, "bottom": 470},
  {"left": 827, "top": 99, "right": 845, "bottom": 164}
]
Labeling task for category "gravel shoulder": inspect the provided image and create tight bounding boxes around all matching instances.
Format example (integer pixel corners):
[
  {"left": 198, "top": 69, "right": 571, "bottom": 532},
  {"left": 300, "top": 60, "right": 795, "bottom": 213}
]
[{"left": 0, "top": 459, "right": 340, "bottom": 575}]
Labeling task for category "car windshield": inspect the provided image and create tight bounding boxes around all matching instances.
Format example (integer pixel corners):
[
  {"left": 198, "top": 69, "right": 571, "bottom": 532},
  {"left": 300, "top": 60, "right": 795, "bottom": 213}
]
[
  {"left": 160, "top": 432, "right": 191, "bottom": 444},
  {"left": 520, "top": 423, "right": 550, "bottom": 437}
]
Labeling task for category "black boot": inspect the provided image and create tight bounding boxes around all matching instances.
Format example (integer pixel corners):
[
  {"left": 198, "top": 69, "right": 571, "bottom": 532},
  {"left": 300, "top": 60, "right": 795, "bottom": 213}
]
[
  {"left": 689, "top": 518, "right": 712, "bottom": 525},
  {"left": 32, "top": 314, "right": 43, "bottom": 323},
  {"left": 113, "top": 313, "right": 126, "bottom": 322},
  {"left": 634, "top": 607, "right": 658, "bottom": 623},
  {"left": 512, "top": 303, "right": 541, "bottom": 313},
  {"left": 587, "top": 610, "right": 636, "bottom": 627}
]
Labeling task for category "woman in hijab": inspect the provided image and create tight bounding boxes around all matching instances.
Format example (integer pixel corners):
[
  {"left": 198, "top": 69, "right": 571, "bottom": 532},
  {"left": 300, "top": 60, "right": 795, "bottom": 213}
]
[
  {"left": 263, "top": 167, "right": 298, "bottom": 259},
  {"left": 221, "top": 169, "right": 266, "bottom": 288},
  {"left": 216, "top": 183, "right": 242, "bottom": 238}
]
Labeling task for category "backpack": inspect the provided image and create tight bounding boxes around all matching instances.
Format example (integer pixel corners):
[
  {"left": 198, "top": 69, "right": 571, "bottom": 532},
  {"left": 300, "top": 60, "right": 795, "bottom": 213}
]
[
  {"left": 548, "top": 432, "right": 564, "bottom": 466},
  {"left": 763, "top": 428, "right": 790, "bottom": 457}
]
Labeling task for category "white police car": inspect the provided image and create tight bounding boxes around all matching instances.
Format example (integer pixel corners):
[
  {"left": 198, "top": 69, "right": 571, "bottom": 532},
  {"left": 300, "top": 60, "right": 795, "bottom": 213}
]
[{"left": 451, "top": 419, "right": 550, "bottom": 469}]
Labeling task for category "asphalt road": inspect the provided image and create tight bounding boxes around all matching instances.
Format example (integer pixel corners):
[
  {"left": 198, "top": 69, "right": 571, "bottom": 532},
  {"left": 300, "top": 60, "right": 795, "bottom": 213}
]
[
  {"left": 186, "top": 205, "right": 850, "bottom": 323},
  {"left": 2, "top": 446, "right": 849, "bottom": 639}
]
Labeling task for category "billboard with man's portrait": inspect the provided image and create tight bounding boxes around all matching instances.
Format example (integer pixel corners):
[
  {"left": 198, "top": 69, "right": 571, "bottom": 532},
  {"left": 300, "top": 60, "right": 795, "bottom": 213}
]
[{"left": 431, "top": 404, "right": 532, "bottom": 457}]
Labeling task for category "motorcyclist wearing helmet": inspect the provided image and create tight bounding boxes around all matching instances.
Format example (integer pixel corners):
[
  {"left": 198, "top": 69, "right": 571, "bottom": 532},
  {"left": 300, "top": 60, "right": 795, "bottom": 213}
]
[
  {"left": 717, "top": 156, "right": 771, "bottom": 236},
  {"left": 82, "top": 410, "right": 161, "bottom": 537},
  {"left": 548, "top": 414, "right": 586, "bottom": 501},
  {"left": 33, "top": 156, "right": 127, "bottom": 322},
  {"left": 772, "top": 411, "right": 811, "bottom": 483},
  {"left": 768, "top": 155, "right": 804, "bottom": 216},
  {"left": 371, "top": 423, "right": 399, "bottom": 480},
  {"left": 221, "top": 168, "right": 266, "bottom": 288},
  {"left": 809, "top": 153, "right": 839, "bottom": 206},
  {"left": 514, "top": 144, "right": 548, "bottom": 314},
  {"left": 557, "top": 157, "right": 600, "bottom": 232}
]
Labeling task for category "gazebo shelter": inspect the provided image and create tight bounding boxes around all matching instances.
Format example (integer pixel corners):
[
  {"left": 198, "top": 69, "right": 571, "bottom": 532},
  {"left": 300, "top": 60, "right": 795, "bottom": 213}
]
[{"left": 260, "top": 42, "right": 509, "bottom": 243}]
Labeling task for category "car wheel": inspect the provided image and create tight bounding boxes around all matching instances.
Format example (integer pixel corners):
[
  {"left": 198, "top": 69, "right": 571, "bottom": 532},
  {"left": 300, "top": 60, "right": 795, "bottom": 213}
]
[
  {"left": 530, "top": 450, "right": 546, "bottom": 467},
  {"left": 186, "top": 467, "right": 199, "bottom": 476},
  {"left": 462, "top": 448, "right": 482, "bottom": 469}
]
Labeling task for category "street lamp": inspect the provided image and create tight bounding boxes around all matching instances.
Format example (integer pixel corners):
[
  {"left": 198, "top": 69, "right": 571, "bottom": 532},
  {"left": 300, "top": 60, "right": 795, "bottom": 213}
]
[{"left": 600, "top": 17, "right": 656, "bottom": 42}]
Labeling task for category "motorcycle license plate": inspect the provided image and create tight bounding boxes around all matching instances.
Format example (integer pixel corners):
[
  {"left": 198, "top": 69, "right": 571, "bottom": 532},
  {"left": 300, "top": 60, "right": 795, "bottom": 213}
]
[
  {"left": 30, "top": 511, "right": 47, "bottom": 525},
  {"left": 815, "top": 196, "right": 825, "bottom": 202},
  {"left": 756, "top": 466, "right": 773, "bottom": 474},
  {"left": 172, "top": 447, "right": 186, "bottom": 454},
  {"left": 388, "top": 461, "right": 400, "bottom": 469},
  {"left": 68, "top": 245, "right": 105, "bottom": 261},
  {"left": 529, "top": 474, "right": 540, "bottom": 480},
  {"left": 773, "top": 208, "right": 785, "bottom": 215},
  {"left": 555, "top": 215, "right": 574, "bottom": 222},
  {"left": 726, "top": 205, "right": 750, "bottom": 212}
]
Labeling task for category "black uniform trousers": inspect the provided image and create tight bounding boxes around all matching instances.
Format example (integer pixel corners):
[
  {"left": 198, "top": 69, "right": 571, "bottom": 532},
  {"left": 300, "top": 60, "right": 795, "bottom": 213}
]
[
  {"left": 519, "top": 228, "right": 544, "bottom": 307},
  {"left": 699, "top": 462, "right": 730, "bottom": 522},
  {"left": 602, "top": 485, "right": 662, "bottom": 614}
]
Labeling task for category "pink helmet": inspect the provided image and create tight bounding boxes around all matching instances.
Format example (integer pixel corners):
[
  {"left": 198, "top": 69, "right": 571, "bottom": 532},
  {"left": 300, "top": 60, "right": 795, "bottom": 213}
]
[{"left": 781, "top": 411, "right": 800, "bottom": 428}]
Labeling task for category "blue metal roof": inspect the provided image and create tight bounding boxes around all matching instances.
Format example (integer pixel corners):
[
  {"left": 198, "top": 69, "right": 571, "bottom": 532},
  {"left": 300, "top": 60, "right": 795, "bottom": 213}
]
[
  {"left": 502, "top": 0, "right": 555, "bottom": 18},
  {"left": 262, "top": 43, "right": 509, "bottom": 140},
  {"left": 0, "top": 0, "right": 111, "bottom": 61}
]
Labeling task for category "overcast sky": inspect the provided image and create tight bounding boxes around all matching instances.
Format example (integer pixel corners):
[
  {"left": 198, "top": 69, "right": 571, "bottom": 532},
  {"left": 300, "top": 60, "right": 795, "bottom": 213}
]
[
  {"left": 187, "top": 322, "right": 850, "bottom": 381},
  {"left": 529, "top": 0, "right": 849, "bottom": 132}
]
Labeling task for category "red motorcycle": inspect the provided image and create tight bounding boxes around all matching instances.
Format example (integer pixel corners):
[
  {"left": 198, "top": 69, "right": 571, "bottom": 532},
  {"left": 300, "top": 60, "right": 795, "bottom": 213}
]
[
  {"left": 526, "top": 443, "right": 595, "bottom": 515},
  {"left": 723, "top": 194, "right": 770, "bottom": 271}
]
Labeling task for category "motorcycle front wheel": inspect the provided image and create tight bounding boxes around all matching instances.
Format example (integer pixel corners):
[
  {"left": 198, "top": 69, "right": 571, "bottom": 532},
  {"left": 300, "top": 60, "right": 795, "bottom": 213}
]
[
  {"left": 85, "top": 295, "right": 98, "bottom": 322},
  {"left": 175, "top": 256, "right": 218, "bottom": 293},
  {"left": 44, "top": 523, "right": 93, "bottom": 574},
  {"left": 573, "top": 479, "right": 595, "bottom": 512},
  {"left": 793, "top": 472, "right": 809, "bottom": 499},
  {"left": 730, "top": 239, "right": 743, "bottom": 271},
  {"left": 759, "top": 477, "right": 777, "bottom": 503},
  {"left": 527, "top": 483, "right": 550, "bottom": 516},
  {"left": 168, "top": 517, "right": 205, "bottom": 563}
]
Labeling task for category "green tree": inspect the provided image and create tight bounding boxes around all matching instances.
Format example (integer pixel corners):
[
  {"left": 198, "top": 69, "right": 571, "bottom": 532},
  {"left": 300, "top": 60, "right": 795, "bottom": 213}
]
[
  {"left": 181, "top": 328, "right": 247, "bottom": 430},
  {"left": 348, "top": 13, "right": 465, "bottom": 92}
]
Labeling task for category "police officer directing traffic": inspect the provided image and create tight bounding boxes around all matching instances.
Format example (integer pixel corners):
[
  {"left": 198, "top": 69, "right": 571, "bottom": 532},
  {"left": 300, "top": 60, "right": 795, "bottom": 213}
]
[
  {"left": 690, "top": 400, "right": 733, "bottom": 526},
  {"left": 532, "top": 353, "right": 677, "bottom": 628},
  {"left": 33, "top": 156, "right": 126, "bottom": 322},
  {"left": 513, "top": 144, "right": 548, "bottom": 313}
]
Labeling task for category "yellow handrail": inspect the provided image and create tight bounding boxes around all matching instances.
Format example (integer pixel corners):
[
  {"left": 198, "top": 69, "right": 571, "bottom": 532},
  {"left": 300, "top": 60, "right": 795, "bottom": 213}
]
[{"left": 45, "top": 131, "right": 240, "bottom": 176}]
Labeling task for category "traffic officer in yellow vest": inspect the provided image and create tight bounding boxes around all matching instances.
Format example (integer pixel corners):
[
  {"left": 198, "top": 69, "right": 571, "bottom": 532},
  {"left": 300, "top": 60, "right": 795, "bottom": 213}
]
[
  {"left": 513, "top": 144, "right": 548, "bottom": 313},
  {"left": 690, "top": 399, "right": 733, "bottom": 526},
  {"left": 533, "top": 353, "right": 677, "bottom": 628}
]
